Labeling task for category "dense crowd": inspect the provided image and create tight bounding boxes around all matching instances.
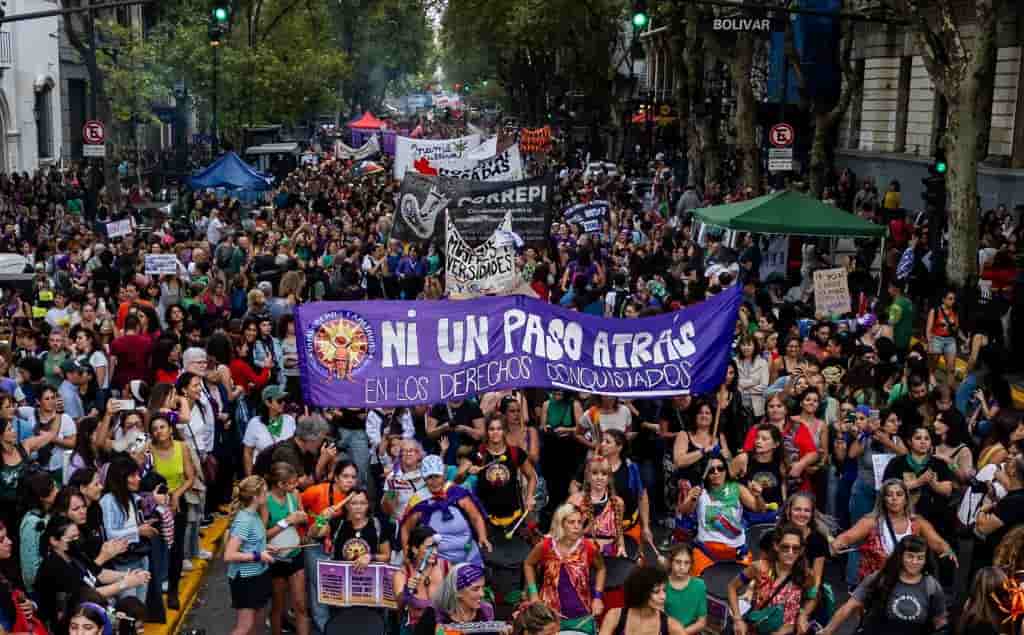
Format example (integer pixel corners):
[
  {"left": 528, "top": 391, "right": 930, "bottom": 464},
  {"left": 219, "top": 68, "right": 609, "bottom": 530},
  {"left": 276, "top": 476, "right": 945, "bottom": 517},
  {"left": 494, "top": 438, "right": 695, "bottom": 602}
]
[{"left": 0, "top": 129, "right": 1022, "bottom": 635}]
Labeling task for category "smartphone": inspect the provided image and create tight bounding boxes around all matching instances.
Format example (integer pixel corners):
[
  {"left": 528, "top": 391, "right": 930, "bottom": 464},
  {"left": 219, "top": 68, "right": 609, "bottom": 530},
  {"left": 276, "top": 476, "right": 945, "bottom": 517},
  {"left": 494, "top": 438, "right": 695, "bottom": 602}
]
[{"left": 112, "top": 399, "right": 135, "bottom": 411}]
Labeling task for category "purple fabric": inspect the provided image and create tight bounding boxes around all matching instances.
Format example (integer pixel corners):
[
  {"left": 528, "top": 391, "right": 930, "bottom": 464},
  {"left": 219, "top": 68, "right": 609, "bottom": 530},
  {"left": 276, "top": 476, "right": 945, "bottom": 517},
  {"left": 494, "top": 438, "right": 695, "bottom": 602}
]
[
  {"left": 557, "top": 568, "right": 589, "bottom": 619},
  {"left": 455, "top": 564, "right": 485, "bottom": 590},
  {"left": 295, "top": 286, "right": 742, "bottom": 408}
]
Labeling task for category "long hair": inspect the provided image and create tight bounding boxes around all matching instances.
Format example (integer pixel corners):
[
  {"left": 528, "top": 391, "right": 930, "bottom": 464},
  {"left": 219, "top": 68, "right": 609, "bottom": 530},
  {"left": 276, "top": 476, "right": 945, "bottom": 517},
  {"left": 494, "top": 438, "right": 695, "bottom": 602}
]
[
  {"left": 70, "top": 416, "right": 101, "bottom": 470},
  {"left": 18, "top": 470, "right": 55, "bottom": 520},
  {"left": 512, "top": 602, "right": 558, "bottom": 635},
  {"left": 765, "top": 523, "right": 811, "bottom": 590},
  {"left": 40, "top": 514, "right": 76, "bottom": 559},
  {"left": 864, "top": 535, "right": 930, "bottom": 621},
  {"left": 751, "top": 422, "right": 788, "bottom": 473},
  {"left": 577, "top": 457, "right": 624, "bottom": 542},
  {"left": 958, "top": 567, "right": 1010, "bottom": 634},
  {"left": 231, "top": 475, "right": 267, "bottom": 514},
  {"left": 432, "top": 563, "right": 479, "bottom": 615},
  {"left": 778, "top": 492, "right": 835, "bottom": 542},
  {"left": 872, "top": 478, "right": 915, "bottom": 522},
  {"left": 103, "top": 455, "right": 139, "bottom": 517}
]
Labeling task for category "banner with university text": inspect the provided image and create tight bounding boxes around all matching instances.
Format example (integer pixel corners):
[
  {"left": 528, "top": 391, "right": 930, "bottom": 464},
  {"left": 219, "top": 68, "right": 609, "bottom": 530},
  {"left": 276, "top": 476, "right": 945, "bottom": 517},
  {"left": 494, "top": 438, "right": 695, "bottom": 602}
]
[
  {"left": 295, "top": 285, "right": 741, "bottom": 407},
  {"left": 445, "top": 210, "right": 519, "bottom": 299}
]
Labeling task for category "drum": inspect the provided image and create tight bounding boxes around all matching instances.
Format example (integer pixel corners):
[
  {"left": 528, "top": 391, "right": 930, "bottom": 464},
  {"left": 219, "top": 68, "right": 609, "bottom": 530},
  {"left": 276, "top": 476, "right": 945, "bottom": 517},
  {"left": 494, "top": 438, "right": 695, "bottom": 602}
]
[
  {"left": 484, "top": 529, "right": 531, "bottom": 601},
  {"left": 603, "top": 536, "right": 640, "bottom": 589},
  {"left": 702, "top": 561, "right": 746, "bottom": 634},
  {"left": 325, "top": 607, "right": 386, "bottom": 635}
]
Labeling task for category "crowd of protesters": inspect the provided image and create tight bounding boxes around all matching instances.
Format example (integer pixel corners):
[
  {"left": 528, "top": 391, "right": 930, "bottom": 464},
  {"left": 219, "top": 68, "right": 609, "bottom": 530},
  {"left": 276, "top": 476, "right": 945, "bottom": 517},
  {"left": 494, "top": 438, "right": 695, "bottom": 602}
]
[{"left": 0, "top": 123, "right": 1023, "bottom": 635}]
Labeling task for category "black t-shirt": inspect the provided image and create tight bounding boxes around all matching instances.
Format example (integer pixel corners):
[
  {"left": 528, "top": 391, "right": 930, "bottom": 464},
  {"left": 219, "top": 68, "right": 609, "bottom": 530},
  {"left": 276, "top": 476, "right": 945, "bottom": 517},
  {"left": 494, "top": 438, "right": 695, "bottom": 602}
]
[
  {"left": 473, "top": 446, "right": 525, "bottom": 518},
  {"left": 978, "top": 489, "right": 1024, "bottom": 565},
  {"left": 882, "top": 456, "right": 953, "bottom": 532},
  {"left": 328, "top": 517, "right": 383, "bottom": 562},
  {"left": 429, "top": 401, "right": 483, "bottom": 463},
  {"left": 36, "top": 553, "right": 101, "bottom": 626},
  {"left": 745, "top": 455, "right": 784, "bottom": 508},
  {"left": 630, "top": 399, "right": 662, "bottom": 460}
]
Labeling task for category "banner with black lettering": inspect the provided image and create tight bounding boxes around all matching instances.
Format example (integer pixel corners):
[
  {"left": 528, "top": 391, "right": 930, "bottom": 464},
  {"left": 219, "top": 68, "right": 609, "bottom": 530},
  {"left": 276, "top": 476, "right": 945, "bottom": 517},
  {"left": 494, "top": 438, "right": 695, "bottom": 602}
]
[
  {"left": 564, "top": 200, "right": 610, "bottom": 234},
  {"left": 393, "top": 172, "right": 553, "bottom": 244},
  {"left": 444, "top": 210, "right": 519, "bottom": 299},
  {"left": 393, "top": 134, "right": 481, "bottom": 179}
]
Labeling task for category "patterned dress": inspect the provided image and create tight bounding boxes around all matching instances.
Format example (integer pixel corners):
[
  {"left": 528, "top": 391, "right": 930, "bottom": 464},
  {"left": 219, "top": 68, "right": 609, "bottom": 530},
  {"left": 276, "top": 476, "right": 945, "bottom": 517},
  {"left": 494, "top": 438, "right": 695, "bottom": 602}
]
[
  {"left": 857, "top": 515, "right": 919, "bottom": 582},
  {"left": 537, "top": 536, "right": 599, "bottom": 619},
  {"left": 752, "top": 566, "right": 805, "bottom": 625}
]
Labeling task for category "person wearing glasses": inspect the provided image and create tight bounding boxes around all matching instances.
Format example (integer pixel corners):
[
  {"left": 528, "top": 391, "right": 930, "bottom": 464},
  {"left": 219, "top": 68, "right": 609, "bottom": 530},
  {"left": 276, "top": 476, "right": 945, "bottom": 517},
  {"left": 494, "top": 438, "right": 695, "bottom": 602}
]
[
  {"left": 819, "top": 536, "right": 947, "bottom": 635},
  {"left": 727, "top": 524, "right": 818, "bottom": 635},
  {"left": 678, "top": 455, "right": 765, "bottom": 576}
]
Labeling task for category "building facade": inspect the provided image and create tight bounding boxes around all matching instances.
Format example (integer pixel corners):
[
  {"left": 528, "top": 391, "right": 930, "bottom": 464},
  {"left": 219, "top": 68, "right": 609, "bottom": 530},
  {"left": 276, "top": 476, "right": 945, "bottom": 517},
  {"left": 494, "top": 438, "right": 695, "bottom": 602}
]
[{"left": 0, "top": 0, "right": 63, "bottom": 173}]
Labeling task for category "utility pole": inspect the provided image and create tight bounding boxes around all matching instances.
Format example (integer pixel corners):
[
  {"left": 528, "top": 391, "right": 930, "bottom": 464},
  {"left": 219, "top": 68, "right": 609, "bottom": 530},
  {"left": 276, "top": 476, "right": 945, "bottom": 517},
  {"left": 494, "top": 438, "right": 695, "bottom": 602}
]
[{"left": 212, "top": 43, "right": 219, "bottom": 154}]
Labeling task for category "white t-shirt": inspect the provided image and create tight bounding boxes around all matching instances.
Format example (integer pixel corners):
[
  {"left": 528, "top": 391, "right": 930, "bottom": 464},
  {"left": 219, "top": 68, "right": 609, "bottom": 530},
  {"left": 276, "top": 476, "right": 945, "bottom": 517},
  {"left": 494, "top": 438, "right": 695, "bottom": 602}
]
[
  {"left": 589, "top": 405, "right": 632, "bottom": 434},
  {"left": 17, "top": 407, "right": 76, "bottom": 473},
  {"left": 83, "top": 350, "right": 109, "bottom": 389},
  {"left": 242, "top": 414, "right": 297, "bottom": 463}
]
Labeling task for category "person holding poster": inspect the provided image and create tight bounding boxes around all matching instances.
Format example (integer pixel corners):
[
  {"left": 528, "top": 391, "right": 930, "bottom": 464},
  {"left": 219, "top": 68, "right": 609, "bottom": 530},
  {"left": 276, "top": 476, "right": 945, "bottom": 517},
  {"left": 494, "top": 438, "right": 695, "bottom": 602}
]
[{"left": 309, "top": 488, "right": 391, "bottom": 568}]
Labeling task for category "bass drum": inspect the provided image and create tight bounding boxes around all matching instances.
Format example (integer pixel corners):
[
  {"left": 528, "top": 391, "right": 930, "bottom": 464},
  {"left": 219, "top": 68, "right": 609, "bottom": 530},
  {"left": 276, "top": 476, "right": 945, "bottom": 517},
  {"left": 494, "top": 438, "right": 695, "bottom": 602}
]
[
  {"left": 484, "top": 527, "right": 532, "bottom": 608},
  {"left": 701, "top": 561, "right": 747, "bottom": 634},
  {"left": 325, "top": 607, "right": 386, "bottom": 635},
  {"left": 603, "top": 535, "right": 640, "bottom": 589}
]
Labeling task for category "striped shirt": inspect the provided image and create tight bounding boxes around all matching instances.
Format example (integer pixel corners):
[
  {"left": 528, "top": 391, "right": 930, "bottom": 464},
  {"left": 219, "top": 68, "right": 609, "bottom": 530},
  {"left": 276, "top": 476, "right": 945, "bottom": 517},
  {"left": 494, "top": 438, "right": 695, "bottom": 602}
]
[{"left": 227, "top": 509, "right": 268, "bottom": 579}]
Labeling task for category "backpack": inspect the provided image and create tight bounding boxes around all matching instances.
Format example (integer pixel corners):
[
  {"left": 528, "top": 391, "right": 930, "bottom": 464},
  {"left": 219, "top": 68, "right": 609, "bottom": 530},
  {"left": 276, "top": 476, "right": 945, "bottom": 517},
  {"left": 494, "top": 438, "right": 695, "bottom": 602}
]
[{"left": 215, "top": 244, "right": 234, "bottom": 270}]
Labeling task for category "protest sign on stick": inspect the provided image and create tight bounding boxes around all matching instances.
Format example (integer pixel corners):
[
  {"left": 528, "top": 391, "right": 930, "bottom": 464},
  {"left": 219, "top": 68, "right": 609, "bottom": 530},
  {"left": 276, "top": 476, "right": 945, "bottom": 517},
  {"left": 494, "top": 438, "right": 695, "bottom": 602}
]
[{"left": 813, "top": 267, "right": 851, "bottom": 316}]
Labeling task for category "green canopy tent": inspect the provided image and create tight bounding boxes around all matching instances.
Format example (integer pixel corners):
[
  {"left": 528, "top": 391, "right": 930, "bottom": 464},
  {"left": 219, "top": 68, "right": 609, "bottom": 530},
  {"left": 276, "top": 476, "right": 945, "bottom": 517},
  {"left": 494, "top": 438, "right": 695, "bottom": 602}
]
[{"left": 692, "top": 190, "right": 886, "bottom": 238}]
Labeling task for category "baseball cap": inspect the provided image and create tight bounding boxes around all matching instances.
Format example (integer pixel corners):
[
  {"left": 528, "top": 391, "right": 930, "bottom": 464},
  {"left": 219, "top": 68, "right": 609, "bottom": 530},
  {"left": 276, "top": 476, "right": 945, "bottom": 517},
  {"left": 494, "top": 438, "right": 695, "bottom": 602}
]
[
  {"left": 182, "top": 347, "right": 208, "bottom": 366},
  {"left": 421, "top": 455, "right": 445, "bottom": 478},
  {"left": 262, "top": 385, "right": 287, "bottom": 402}
]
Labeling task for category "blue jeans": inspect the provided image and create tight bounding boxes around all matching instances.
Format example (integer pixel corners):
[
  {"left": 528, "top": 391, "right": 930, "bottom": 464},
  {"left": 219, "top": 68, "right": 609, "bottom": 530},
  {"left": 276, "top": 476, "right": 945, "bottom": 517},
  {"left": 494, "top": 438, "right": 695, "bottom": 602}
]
[
  {"left": 112, "top": 556, "right": 149, "bottom": 600},
  {"left": 846, "top": 478, "right": 877, "bottom": 586},
  {"left": 305, "top": 543, "right": 330, "bottom": 635},
  {"left": 336, "top": 428, "right": 370, "bottom": 486}
]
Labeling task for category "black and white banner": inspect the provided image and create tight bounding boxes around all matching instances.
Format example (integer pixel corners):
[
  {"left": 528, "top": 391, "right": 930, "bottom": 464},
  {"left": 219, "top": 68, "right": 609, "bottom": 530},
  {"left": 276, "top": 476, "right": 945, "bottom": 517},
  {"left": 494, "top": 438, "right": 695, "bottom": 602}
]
[
  {"left": 334, "top": 135, "right": 380, "bottom": 160},
  {"left": 430, "top": 144, "right": 524, "bottom": 181},
  {"left": 394, "top": 172, "right": 553, "bottom": 244},
  {"left": 393, "top": 134, "right": 481, "bottom": 179},
  {"left": 564, "top": 200, "right": 610, "bottom": 234},
  {"left": 444, "top": 210, "right": 519, "bottom": 299}
]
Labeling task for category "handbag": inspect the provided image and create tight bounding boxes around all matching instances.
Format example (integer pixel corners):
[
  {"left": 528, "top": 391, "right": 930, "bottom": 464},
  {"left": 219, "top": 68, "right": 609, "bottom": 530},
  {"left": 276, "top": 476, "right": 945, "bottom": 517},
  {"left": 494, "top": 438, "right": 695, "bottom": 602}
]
[
  {"left": 185, "top": 420, "right": 218, "bottom": 484},
  {"left": 743, "top": 573, "right": 792, "bottom": 635}
]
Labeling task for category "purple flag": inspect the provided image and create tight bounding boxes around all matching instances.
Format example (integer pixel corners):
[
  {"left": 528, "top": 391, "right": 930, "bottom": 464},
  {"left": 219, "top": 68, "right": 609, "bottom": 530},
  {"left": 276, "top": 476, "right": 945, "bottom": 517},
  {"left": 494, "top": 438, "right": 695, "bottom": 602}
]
[{"left": 295, "top": 285, "right": 741, "bottom": 408}]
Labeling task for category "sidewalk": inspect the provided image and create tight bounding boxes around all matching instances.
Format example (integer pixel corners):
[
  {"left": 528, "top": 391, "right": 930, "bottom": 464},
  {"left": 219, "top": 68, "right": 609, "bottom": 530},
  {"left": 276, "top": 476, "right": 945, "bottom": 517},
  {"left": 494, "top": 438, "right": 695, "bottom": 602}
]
[{"left": 144, "top": 516, "right": 231, "bottom": 635}]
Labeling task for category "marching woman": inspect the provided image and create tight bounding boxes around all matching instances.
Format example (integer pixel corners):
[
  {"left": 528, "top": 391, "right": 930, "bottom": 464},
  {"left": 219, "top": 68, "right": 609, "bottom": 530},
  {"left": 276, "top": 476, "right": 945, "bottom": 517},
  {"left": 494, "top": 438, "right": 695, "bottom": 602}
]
[
  {"left": 523, "top": 502, "right": 607, "bottom": 634},
  {"left": 775, "top": 493, "right": 832, "bottom": 593},
  {"left": 727, "top": 524, "right": 818, "bottom": 635},
  {"left": 401, "top": 456, "right": 491, "bottom": 565},
  {"left": 881, "top": 424, "right": 955, "bottom": 541},
  {"left": 673, "top": 399, "right": 731, "bottom": 533},
  {"left": 310, "top": 487, "right": 392, "bottom": 569},
  {"left": 730, "top": 423, "right": 787, "bottom": 526},
  {"left": 735, "top": 394, "right": 818, "bottom": 494},
  {"left": 412, "top": 563, "right": 496, "bottom": 635},
  {"left": 223, "top": 475, "right": 275, "bottom": 635},
  {"left": 569, "top": 456, "right": 627, "bottom": 558},
  {"left": 262, "top": 463, "right": 309, "bottom": 635},
  {"left": 598, "top": 566, "right": 687, "bottom": 635},
  {"left": 594, "top": 430, "right": 654, "bottom": 555},
  {"left": 830, "top": 478, "right": 955, "bottom": 585},
  {"left": 393, "top": 527, "right": 451, "bottom": 635},
  {"left": 820, "top": 536, "right": 947, "bottom": 635},
  {"left": 678, "top": 455, "right": 765, "bottom": 576},
  {"left": 473, "top": 415, "right": 538, "bottom": 532}
]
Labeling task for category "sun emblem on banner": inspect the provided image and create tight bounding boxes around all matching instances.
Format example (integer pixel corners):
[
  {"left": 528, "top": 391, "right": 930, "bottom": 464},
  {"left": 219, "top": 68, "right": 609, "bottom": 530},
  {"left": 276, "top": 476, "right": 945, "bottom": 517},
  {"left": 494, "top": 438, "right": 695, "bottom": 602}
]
[{"left": 308, "top": 310, "right": 376, "bottom": 382}]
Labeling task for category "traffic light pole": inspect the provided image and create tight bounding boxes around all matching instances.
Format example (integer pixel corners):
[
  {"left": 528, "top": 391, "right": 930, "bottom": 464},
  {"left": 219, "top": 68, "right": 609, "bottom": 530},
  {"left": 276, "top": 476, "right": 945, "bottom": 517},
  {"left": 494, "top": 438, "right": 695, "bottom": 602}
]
[
  {"left": 212, "top": 43, "right": 220, "bottom": 155},
  {"left": 0, "top": 0, "right": 155, "bottom": 24}
]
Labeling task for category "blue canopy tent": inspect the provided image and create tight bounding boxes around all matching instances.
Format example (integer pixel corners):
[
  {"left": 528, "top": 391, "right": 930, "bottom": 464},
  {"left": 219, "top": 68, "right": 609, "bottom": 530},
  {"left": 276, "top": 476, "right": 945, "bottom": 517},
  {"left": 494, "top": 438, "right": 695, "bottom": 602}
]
[{"left": 188, "top": 151, "right": 274, "bottom": 204}]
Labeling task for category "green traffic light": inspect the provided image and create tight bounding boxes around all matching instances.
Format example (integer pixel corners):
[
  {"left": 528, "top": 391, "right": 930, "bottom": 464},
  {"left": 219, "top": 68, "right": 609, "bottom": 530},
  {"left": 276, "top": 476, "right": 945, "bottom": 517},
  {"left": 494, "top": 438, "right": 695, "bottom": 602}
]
[
  {"left": 936, "top": 161, "right": 947, "bottom": 174},
  {"left": 632, "top": 11, "right": 648, "bottom": 28},
  {"left": 213, "top": 6, "right": 228, "bottom": 21}
]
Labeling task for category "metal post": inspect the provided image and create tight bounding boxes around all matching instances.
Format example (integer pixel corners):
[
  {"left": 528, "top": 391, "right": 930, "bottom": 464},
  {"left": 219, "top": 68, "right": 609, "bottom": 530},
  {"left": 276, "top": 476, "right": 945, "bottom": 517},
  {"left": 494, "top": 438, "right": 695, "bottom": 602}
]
[{"left": 212, "top": 43, "right": 219, "bottom": 155}]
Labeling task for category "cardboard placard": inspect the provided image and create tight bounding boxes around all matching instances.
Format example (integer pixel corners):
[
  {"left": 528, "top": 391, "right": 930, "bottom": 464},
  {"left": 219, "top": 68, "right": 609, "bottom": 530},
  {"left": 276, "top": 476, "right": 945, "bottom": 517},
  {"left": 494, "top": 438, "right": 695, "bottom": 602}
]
[
  {"left": 106, "top": 219, "right": 132, "bottom": 239},
  {"left": 813, "top": 267, "right": 851, "bottom": 316},
  {"left": 144, "top": 254, "right": 178, "bottom": 276}
]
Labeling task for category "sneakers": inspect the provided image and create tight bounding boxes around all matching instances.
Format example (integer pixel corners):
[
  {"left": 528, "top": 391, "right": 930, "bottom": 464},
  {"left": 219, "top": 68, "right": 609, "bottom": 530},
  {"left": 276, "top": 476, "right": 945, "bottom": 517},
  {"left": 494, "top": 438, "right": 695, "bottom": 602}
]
[
  {"left": 183, "top": 560, "right": 194, "bottom": 572},
  {"left": 197, "top": 549, "right": 213, "bottom": 560}
]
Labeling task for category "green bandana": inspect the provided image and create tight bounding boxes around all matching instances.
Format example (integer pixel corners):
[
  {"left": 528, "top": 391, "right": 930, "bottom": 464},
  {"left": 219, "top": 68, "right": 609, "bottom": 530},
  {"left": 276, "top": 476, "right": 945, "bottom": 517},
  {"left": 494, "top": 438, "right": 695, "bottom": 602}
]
[
  {"left": 905, "top": 453, "right": 929, "bottom": 475},
  {"left": 266, "top": 415, "right": 284, "bottom": 438}
]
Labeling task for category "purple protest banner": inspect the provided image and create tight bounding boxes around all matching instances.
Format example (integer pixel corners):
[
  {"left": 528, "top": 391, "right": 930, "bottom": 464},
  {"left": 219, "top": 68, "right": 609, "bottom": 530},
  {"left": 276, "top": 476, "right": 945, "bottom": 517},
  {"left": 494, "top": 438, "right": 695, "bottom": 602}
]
[{"left": 295, "top": 285, "right": 741, "bottom": 408}]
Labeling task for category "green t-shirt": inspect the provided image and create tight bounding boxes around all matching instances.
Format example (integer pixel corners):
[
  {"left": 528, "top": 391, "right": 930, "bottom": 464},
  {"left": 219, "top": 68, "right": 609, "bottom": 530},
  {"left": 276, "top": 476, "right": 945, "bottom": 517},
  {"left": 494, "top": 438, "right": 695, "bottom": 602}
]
[
  {"left": 889, "top": 295, "right": 914, "bottom": 349},
  {"left": 665, "top": 576, "right": 707, "bottom": 628}
]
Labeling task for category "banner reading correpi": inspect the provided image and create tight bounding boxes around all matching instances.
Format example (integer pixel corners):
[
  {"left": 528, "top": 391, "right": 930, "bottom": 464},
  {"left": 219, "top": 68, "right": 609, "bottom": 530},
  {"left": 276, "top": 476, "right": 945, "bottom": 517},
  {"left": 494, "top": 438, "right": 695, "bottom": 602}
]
[{"left": 295, "top": 285, "right": 741, "bottom": 408}]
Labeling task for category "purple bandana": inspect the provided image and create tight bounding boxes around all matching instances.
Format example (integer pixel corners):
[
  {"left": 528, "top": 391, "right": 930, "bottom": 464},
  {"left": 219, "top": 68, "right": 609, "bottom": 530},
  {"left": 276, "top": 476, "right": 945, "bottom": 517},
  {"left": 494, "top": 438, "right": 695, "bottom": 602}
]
[{"left": 455, "top": 564, "right": 485, "bottom": 590}]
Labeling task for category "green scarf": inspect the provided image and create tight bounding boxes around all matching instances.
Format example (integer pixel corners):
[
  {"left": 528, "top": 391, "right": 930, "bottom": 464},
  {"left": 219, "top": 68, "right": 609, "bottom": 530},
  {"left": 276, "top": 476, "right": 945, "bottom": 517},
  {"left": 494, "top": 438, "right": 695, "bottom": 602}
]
[
  {"left": 905, "top": 453, "right": 929, "bottom": 475},
  {"left": 266, "top": 415, "right": 284, "bottom": 438}
]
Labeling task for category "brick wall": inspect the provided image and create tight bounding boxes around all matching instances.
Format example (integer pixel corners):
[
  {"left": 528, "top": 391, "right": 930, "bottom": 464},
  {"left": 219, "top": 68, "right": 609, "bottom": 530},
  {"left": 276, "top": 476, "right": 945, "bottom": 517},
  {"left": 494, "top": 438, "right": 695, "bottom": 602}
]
[{"left": 858, "top": 57, "right": 900, "bottom": 152}]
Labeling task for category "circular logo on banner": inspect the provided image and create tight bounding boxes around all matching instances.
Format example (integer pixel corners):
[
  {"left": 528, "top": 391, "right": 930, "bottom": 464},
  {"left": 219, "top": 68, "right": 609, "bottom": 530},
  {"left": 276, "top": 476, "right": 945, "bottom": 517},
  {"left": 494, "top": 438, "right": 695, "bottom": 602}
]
[
  {"left": 769, "top": 123, "right": 795, "bottom": 148},
  {"left": 341, "top": 537, "right": 371, "bottom": 561},
  {"left": 308, "top": 310, "right": 376, "bottom": 382}
]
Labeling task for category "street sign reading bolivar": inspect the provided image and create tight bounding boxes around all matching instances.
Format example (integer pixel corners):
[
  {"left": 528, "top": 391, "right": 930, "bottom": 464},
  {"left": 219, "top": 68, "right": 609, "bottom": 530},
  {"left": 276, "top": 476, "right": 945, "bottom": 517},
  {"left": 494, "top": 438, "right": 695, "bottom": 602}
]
[
  {"left": 769, "top": 123, "right": 795, "bottom": 148},
  {"left": 83, "top": 120, "right": 105, "bottom": 145}
]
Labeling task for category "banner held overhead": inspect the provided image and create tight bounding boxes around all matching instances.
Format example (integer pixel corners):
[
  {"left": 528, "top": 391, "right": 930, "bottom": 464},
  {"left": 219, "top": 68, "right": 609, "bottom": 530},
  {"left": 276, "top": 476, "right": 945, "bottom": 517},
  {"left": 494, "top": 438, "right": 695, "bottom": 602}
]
[{"left": 294, "top": 285, "right": 742, "bottom": 408}]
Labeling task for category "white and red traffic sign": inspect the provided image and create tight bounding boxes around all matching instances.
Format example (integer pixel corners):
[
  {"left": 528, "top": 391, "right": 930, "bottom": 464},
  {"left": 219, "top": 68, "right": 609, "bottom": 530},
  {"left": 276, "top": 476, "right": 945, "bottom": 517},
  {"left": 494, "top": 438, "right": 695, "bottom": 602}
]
[
  {"left": 83, "top": 120, "right": 105, "bottom": 145},
  {"left": 769, "top": 123, "right": 795, "bottom": 148}
]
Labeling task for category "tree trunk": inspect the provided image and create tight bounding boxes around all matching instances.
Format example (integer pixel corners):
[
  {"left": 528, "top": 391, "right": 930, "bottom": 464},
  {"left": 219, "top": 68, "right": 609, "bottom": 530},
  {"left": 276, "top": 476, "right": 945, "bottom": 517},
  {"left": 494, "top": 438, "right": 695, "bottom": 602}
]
[
  {"left": 945, "top": 106, "right": 981, "bottom": 286},
  {"left": 732, "top": 33, "right": 760, "bottom": 193},
  {"left": 809, "top": 111, "right": 832, "bottom": 198}
]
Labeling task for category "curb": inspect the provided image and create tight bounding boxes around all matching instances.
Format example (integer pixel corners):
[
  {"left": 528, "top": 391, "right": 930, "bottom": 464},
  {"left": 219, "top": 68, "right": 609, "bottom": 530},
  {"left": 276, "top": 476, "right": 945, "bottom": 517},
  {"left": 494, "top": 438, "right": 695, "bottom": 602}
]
[{"left": 144, "top": 516, "right": 231, "bottom": 635}]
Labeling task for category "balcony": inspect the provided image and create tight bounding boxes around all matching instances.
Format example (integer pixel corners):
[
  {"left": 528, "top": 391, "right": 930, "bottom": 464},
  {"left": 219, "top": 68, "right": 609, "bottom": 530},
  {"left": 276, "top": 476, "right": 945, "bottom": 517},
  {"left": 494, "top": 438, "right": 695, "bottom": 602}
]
[{"left": 0, "top": 32, "right": 12, "bottom": 70}]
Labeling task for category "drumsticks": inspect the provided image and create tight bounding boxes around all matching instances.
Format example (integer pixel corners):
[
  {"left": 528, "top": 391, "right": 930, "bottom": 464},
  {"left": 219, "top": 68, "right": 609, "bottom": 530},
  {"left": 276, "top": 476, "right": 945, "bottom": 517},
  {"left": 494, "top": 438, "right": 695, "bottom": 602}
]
[{"left": 504, "top": 511, "right": 528, "bottom": 539}]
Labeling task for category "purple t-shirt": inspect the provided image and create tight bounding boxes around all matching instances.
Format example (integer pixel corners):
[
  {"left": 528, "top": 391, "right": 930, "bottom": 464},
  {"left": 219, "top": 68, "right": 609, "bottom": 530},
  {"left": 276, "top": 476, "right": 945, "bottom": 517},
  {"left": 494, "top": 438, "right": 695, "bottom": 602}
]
[{"left": 558, "top": 568, "right": 589, "bottom": 618}]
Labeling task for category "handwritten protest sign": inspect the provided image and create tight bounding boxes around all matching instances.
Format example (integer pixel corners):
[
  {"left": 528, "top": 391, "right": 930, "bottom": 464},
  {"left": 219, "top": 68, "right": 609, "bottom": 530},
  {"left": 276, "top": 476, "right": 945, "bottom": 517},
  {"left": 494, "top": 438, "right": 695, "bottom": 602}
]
[
  {"left": 813, "top": 267, "right": 851, "bottom": 316},
  {"left": 106, "top": 219, "right": 132, "bottom": 239},
  {"left": 144, "top": 254, "right": 178, "bottom": 276},
  {"left": 317, "top": 561, "right": 397, "bottom": 610}
]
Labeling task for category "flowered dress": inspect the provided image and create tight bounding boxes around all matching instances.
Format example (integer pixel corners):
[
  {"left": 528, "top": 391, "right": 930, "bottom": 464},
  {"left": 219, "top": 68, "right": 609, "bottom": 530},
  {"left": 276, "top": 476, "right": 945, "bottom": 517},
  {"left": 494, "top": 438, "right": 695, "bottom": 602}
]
[
  {"left": 751, "top": 566, "right": 805, "bottom": 625},
  {"left": 538, "top": 536, "right": 599, "bottom": 620},
  {"left": 577, "top": 493, "right": 624, "bottom": 557}
]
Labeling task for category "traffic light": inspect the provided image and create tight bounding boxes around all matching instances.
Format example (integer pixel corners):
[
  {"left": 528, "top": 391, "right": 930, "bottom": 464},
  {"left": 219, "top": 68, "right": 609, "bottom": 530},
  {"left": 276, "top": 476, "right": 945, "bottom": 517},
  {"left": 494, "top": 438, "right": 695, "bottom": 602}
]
[
  {"left": 632, "top": 0, "right": 649, "bottom": 29},
  {"left": 922, "top": 150, "right": 947, "bottom": 211},
  {"left": 212, "top": 3, "right": 229, "bottom": 24},
  {"left": 209, "top": 2, "right": 229, "bottom": 45}
]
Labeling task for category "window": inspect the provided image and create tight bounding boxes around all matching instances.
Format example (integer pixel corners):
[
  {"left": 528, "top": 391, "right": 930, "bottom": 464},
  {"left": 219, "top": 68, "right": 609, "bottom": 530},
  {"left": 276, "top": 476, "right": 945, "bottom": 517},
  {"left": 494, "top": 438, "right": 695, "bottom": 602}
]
[{"left": 35, "top": 86, "right": 53, "bottom": 159}]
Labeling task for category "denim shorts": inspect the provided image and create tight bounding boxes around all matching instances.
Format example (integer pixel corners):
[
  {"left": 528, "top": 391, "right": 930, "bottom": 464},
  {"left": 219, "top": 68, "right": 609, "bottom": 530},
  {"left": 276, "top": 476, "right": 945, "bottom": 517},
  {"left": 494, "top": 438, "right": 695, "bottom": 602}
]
[{"left": 930, "top": 335, "right": 956, "bottom": 355}]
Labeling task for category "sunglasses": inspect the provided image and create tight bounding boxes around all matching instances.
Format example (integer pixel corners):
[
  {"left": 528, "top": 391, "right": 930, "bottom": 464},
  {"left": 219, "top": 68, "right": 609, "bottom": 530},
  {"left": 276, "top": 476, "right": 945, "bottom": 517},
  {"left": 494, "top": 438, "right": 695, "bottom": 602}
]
[{"left": 707, "top": 465, "right": 726, "bottom": 474}]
